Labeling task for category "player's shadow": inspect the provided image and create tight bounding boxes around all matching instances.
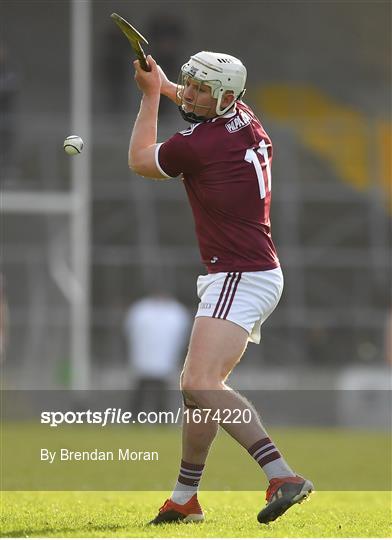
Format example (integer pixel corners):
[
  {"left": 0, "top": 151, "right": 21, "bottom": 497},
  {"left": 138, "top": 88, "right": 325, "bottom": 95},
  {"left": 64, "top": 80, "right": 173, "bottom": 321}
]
[
  {"left": 5, "top": 518, "right": 192, "bottom": 537},
  {"left": 4, "top": 523, "right": 122, "bottom": 537}
]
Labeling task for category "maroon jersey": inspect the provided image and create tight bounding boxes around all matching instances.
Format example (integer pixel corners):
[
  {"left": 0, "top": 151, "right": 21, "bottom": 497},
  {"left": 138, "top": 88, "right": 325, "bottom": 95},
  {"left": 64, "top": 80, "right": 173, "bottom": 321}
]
[{"left": 156, "top": 101, "right": 280, "bottom": 273}]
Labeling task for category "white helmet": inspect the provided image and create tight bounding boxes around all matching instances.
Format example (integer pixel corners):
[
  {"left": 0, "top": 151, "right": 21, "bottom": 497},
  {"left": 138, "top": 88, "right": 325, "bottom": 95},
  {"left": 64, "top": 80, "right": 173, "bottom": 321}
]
[{"left": 178, "top": 51, "right": 247, "bottom": 122}]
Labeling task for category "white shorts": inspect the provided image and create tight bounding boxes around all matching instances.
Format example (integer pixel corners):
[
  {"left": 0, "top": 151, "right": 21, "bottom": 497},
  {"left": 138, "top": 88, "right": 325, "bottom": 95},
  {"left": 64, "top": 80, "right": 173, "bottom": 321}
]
[{"left": 195, "top": 267, "right": 284, "bottom": 344}]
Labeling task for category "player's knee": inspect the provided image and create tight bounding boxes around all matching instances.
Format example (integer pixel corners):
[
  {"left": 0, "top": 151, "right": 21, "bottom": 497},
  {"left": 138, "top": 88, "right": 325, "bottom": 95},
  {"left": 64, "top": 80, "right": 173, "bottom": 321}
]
[
  {"left": 181, "top": 373, "right": 199, "bottom": 393},
  {"left": 181, "top": 392, "right": 198, "bottom": 409},
  {"left": 179, "top": 372, "right": 198, "bottom": 408},
  {"left": 181, "top": 370, "right": 221, "bottom": 394},
  {"left": 181, "top": 368, "right": 203, "bottom": 391}
]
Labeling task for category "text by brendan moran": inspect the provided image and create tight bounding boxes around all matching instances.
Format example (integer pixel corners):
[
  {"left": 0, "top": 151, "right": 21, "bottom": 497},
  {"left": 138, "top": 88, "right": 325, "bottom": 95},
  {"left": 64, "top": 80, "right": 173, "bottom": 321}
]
[{"left": 40, "top": 448, "right": 159, "bottom": 463}]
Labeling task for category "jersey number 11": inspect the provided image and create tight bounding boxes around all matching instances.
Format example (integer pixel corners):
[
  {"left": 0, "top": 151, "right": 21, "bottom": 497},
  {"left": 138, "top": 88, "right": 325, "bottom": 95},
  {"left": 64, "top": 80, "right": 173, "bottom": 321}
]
[{"left": 244, "top": 140, "right": 272, "bottom": 199}]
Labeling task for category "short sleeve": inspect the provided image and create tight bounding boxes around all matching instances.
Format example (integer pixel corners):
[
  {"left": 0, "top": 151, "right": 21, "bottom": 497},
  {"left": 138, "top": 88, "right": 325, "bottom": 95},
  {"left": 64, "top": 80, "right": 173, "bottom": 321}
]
[{"left": 155, "top": 133, "right": 198, "bottom": 178}]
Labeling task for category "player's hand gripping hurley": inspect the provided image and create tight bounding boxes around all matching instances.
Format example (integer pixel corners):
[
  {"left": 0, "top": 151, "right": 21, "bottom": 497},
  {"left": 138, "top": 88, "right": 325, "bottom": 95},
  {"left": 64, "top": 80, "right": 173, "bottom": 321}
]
[{"left": 110, "top": 13, "right": 150, "bottom": 72}]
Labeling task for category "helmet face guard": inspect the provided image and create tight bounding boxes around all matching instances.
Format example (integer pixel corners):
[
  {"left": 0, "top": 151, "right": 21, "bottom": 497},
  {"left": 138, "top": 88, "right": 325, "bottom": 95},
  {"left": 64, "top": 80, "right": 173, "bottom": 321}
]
[
  {"left": 176, "top": 52, "right": 247, "bottom": 123},
  {"left": 177, "top": 72, "right": 225, "bottom": 123}
]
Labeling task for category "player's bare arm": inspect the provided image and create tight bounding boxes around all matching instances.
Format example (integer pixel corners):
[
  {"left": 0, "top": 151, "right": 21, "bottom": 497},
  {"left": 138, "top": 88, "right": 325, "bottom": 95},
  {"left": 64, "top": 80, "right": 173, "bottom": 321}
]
[{"left": 128, "top": 55, "right": 168, "bottom": 179}]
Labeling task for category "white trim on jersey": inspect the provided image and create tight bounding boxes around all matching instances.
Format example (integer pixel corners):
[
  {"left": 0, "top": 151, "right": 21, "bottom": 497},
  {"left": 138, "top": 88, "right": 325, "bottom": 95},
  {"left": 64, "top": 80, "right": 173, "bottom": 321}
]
[
  {"left": 211, "top": 105, "right": 237, "bottom": 122},
  {"left": 179, "top": 123, "right": 203, "bottom": 136},
  {"left": 155, "top": 143, "right": 174, "bottom": 178}
]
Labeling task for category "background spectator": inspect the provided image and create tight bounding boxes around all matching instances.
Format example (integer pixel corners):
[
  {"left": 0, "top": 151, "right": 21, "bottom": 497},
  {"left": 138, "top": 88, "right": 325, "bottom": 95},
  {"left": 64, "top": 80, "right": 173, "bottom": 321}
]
[{"left": 123, "top": 291, "right": 190, "bottom": 413}]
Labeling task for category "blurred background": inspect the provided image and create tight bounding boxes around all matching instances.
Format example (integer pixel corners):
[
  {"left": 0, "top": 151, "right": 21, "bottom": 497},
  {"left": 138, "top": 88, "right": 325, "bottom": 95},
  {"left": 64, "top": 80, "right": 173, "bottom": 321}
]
[{"left": 1, "top": 1, "right": 391, "bottom": 426}]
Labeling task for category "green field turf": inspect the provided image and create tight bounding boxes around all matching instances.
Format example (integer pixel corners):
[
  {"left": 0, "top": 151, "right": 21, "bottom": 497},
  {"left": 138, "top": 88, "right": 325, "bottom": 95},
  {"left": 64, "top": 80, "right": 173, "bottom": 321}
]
[
  {"left": 2, "top": 425, "right": 391, "bottom": 537},
  {"left": 3, "top": 425, "right": 390, "bottom": 491},
  {"left": 1, "top": 490, "right": 391, "bottom": 537}
]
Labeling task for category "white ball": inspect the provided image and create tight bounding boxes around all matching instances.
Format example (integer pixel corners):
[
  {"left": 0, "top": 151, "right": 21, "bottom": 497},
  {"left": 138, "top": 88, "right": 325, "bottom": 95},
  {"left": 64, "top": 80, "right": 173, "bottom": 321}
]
[{"left": 63, "top": 135, "right": 84, "bottom": 155}]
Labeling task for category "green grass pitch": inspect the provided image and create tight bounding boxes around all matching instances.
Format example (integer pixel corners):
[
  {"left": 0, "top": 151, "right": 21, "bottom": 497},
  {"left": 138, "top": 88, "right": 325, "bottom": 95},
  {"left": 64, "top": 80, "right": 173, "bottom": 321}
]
[
  {"left": 2, "top": 425, "right": 391, "bottom": 537},
  {"left": 1, "top": 490, "right": 391, "bottom": 537}
]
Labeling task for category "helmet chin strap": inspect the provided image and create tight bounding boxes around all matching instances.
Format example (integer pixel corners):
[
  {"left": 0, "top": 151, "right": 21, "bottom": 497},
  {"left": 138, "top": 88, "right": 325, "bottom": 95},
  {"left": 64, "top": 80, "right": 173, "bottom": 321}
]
[
  {"left": 178, "top": 98, "right": 238, "bottom": 124},
  {"left": 178, "top": 106, "right": 209, "bottom": 123}
]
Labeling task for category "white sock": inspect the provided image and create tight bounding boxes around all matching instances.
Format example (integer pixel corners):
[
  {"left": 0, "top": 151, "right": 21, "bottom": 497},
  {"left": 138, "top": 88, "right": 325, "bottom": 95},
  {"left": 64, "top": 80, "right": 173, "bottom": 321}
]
[
  {"left": 263, "top": 457, "right": 296, "bottom": 480},
  {"left": 171, "top": 459, "right": 204, "bottom": 504},
  {"left": 248, "top": 437, "right": 296, "bottom": 481},
  {"left": 171, "top": 480, "right": 197, "bottom": 504}
]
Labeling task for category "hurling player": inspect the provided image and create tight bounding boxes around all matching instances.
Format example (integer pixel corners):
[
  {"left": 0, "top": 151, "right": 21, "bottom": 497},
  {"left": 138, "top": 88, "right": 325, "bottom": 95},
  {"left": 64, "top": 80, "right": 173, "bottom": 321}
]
[{"left": 129, "top": 51, "right": 313, "bottom": 525}]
